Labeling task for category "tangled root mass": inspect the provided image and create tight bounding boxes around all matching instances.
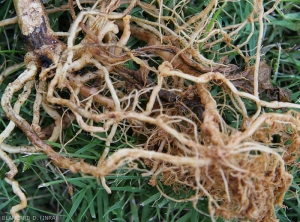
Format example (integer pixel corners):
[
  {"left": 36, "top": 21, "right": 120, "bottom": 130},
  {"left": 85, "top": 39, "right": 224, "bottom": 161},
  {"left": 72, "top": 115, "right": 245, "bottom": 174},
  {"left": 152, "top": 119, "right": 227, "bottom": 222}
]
[{"left": 0, "top": 0, "right": 299, "bottom": 221}]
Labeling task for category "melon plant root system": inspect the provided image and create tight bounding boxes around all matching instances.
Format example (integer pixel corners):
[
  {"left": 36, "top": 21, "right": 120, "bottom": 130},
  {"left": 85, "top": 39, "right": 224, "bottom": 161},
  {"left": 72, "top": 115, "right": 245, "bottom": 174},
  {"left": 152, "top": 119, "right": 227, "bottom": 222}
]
[{"left": 0, "top": 0, "right": 299, "bottom": 221}]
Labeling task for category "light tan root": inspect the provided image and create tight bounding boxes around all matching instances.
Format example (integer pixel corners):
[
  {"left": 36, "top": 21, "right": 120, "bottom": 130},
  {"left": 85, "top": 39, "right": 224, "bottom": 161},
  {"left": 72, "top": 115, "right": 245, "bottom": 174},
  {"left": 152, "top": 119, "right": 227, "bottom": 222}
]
[{"left": 0, "top": 0, "right": 298, "bottom": 221}]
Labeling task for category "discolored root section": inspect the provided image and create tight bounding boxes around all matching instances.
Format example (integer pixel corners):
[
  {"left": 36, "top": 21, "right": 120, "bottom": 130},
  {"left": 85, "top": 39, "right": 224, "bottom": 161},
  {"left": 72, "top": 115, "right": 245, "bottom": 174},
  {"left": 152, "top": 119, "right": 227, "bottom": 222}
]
[{"left": 0, "top": 0, "right": 299, "bottom": 221}]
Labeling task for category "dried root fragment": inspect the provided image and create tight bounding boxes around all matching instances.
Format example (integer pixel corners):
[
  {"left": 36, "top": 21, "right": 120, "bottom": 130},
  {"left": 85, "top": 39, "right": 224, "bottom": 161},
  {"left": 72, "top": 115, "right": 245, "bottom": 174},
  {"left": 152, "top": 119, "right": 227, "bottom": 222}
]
[
  {"left": 0, "top": 150, "right": 27, "bottom": 222},
  {"left": 0, "top": 0, "right": 299, "bottom": 221}
]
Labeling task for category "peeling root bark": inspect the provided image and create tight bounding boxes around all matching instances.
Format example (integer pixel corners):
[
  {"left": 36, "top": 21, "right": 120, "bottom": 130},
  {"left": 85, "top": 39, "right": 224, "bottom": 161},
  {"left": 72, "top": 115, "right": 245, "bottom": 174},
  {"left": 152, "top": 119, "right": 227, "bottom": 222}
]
[{"left": 0, "top": 0, "right": 298, "bottom": 221}]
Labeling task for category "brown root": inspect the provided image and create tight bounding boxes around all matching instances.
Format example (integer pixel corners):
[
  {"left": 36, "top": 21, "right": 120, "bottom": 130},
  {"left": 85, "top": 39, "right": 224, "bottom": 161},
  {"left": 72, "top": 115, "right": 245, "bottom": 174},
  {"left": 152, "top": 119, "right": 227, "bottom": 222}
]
[{"left": 0, "top": 0, "right": 298, "bottom": 221}]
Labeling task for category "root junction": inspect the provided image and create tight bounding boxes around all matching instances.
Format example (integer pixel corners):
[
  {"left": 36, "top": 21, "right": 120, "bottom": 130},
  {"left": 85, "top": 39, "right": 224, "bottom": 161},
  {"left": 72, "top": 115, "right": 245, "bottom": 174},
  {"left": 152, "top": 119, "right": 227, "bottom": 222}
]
[{"left": 0, "top": 0, "right": 299, "bottom": 221}]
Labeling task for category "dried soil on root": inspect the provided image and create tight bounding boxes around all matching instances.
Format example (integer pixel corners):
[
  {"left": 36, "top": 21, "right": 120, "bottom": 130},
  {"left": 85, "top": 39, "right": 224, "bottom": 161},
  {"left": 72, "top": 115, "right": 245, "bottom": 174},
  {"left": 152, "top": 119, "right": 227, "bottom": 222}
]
[{"left": 1, "top": 0, "right": 299, "bottom": 221}]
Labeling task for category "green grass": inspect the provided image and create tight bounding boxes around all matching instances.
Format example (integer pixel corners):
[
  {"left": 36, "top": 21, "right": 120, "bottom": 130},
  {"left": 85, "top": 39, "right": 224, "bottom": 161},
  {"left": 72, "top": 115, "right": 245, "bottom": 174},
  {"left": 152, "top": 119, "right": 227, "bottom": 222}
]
[{"left": 0, "top": 0, "right": 300, "bottom": 221}]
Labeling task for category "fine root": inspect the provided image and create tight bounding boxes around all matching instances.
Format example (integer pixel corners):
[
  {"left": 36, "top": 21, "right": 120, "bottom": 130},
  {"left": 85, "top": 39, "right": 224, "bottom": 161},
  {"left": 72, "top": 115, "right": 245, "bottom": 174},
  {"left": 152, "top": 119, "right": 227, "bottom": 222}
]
[{"left": 0, "top": 0, "right": 298, "bottom": 221}]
